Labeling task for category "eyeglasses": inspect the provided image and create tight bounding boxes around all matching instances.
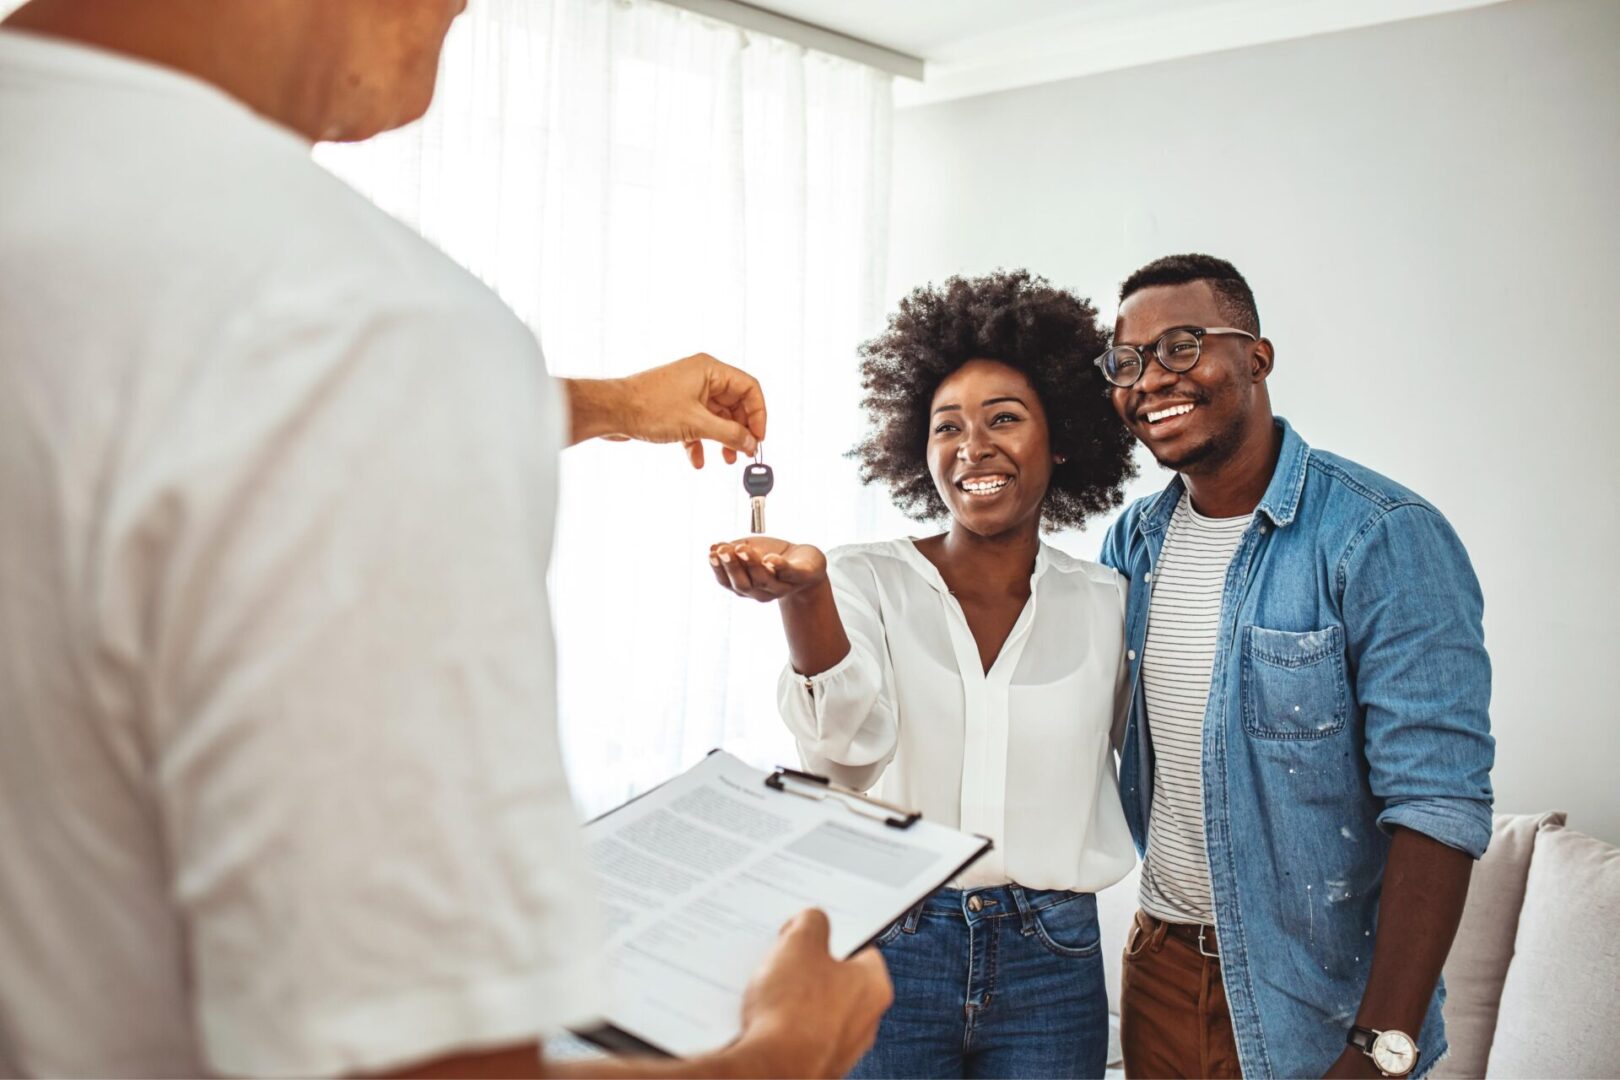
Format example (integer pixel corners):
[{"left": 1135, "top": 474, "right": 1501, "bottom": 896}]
[{"left": 1093, "top": 326, "right": 1258, "bottom": 388}]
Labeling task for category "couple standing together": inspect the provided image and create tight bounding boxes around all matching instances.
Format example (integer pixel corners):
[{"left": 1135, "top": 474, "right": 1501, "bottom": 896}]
[
  {"left": 710, "top": 258, "right": 1495, "bottom": 1080},
  {"left": 0, "top": 1, "right": 1491, "bottom": 1073}
]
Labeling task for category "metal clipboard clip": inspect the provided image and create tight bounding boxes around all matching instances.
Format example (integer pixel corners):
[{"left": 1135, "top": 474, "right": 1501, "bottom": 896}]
[{"left": 764, "top": 766, "right": 922, "bottom": 830}]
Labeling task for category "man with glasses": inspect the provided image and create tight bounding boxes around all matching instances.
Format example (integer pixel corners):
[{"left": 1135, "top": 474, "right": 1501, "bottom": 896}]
[{"left": 1095, "top": 254, "right": 1493, "bottom": 1078}]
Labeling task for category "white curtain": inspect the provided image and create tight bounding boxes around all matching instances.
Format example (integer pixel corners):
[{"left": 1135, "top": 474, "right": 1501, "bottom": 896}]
[{"left": 317, "top": 0, "right": 902, "bottom": 817}]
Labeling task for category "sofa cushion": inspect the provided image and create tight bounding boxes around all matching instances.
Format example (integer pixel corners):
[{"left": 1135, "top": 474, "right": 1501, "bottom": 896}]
[
  {"left": 1432, "top": 812, "right": 1566, "bottom": 1078},
  {"left": 1486, "top": 824, "right": 1620, "bottom": 1078}
]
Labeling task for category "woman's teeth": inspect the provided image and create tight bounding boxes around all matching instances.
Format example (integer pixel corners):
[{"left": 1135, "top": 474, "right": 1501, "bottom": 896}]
[
  {"left": 1147, "top": 403, "right": 1195, "bottom": 424},
  {"left": 960, "top": 476, "right": 1010, "bottom": 495}
]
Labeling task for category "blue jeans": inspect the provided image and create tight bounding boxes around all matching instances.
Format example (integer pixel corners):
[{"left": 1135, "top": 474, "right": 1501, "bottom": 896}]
[{"left": 849, "top": 884, "right": 1109, "bottom": 1079}]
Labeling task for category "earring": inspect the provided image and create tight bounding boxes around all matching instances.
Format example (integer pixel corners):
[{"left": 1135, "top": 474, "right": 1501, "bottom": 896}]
[{"left": 1054, "top": 455, "right": 1067, "bottom": 465}]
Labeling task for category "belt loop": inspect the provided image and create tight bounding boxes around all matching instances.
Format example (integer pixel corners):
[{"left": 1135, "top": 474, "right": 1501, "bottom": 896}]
[
  {"left": 902, "top": 897, "right": 925, "bottom": 933},
  {"left": 1149, "top": 912, "right": 1169, "bottom": 953},
  {"left": 1126, "top": 914, "right": 1144, "bottom": 957},
  {"left": 1128, "top": 910, "right": 1164, "bottom": 958},
  {"left": 1009, "top": 884, "right": 1037, "bottom": 935}
]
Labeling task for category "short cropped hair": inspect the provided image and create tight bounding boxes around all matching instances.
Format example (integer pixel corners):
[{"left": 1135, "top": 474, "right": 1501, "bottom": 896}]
[{"left": 1119, "top": 253, "right": 1260, "bottom": 336}]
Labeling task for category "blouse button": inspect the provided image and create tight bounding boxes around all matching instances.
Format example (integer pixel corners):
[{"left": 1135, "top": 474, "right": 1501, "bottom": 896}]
[
  {"left": 1128, "top": 650, "right": 1137, "bottom": 661},
  {"left": 1144, "top": 572, "right": 1153, "bottom": 582}
]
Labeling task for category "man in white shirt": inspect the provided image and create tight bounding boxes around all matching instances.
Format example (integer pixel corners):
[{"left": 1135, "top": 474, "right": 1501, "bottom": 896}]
[{"left": 0, "top": 1, "right": 889, "bottom": 1077}]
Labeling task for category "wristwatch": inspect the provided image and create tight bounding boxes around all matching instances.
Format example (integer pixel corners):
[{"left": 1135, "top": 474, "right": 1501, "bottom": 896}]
[{"left": 1347, "top": 1026, "right": 1420, "bottom": 1077}]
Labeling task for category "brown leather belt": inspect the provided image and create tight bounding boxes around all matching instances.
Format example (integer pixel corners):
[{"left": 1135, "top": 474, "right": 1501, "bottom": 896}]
[{"left": 1142, "top": 910, "right": 1221, "bottom": 958}]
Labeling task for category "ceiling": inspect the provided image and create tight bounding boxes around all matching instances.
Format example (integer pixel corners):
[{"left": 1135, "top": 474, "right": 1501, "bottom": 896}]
[{"left": 745, "top": 0, "right": 1510, "bottom": 106}]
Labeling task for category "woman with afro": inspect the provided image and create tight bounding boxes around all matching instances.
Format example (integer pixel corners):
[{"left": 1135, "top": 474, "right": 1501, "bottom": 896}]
[{"left": 710, "top": 270, "right": 1138, "bottom": 1078}]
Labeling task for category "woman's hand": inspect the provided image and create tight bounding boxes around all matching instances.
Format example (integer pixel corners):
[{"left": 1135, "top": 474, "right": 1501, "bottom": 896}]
[{"left": 709, "top": 537, "right": 827, "bottom": 602}]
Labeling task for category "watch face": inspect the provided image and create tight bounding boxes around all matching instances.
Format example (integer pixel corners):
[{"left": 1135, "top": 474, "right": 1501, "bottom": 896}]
[{"left": 1372, "top": 1030, "right": 1418, "bottom": 1076}]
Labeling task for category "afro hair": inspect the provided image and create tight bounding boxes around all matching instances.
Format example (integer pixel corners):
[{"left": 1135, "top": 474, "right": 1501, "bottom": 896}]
[{"left": 852, "top": 269, "right": 1137, "bottom": 530}]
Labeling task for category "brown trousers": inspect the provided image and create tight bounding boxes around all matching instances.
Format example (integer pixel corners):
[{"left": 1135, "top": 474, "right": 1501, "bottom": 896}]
[{"left": 1120, "top": 909, "right": 1243, "bottom": 1079}]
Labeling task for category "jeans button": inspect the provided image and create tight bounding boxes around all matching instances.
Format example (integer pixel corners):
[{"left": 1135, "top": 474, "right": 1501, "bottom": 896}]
[{"left": 968, "top": 894, "right": 983, "bottom": 912}]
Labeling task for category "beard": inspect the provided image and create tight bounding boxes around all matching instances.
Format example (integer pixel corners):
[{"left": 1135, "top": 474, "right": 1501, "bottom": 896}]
[{"left": 1148, "top": 411, "right": 1248, "bottom": 475}]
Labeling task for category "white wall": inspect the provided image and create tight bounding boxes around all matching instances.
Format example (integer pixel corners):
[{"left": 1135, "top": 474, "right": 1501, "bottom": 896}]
[{"left": 888, "top": 0, "right": 1620, "bottom": 842}]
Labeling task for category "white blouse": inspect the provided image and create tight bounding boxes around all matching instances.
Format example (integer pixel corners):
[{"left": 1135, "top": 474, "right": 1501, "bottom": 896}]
[{"left": 777, "top": 538, "right": 1138, "bottom": 892}]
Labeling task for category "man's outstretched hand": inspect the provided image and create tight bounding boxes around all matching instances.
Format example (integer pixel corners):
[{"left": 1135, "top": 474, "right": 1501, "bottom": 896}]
[{"left": 566, "top": 353, "right": 767, "bottom": 468}]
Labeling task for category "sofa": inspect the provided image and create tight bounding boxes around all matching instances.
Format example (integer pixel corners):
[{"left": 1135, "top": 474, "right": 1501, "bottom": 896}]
[{"left": 1095, "top": 812, "right": 1620, "bottom": 1077}]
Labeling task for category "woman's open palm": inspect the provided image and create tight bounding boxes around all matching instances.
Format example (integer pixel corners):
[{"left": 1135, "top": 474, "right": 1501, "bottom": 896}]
[{"left": 709, "top": 537, "right": 828, "bottom": 602}]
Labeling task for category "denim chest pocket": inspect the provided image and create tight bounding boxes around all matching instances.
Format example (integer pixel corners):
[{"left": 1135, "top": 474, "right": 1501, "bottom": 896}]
[{"left": 1241, "top": 625, "right": 1348, "bottom": 740}]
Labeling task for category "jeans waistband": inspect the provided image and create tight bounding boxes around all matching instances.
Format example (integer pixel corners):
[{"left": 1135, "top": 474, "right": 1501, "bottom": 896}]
[{"left": 900, "top": 883, "right": 1095, "bottom": 931}]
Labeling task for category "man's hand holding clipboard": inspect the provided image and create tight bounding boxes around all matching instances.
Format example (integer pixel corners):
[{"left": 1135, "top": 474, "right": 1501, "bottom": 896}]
[
  {"left": 735, "top": 909, "right": 892, "bottom": 1077},
  {"left": 574, "top": 751, "right": 993, "bottom": 1061}
]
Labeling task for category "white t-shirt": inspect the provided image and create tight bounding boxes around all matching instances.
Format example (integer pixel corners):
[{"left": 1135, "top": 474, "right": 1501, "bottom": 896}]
[
  {"left": 779, "top": 538, "right": 1138, "bottom": 893},
  {"left": 1137, "top": 495, "right": 1252, "bottom": 925},
  {"left": 0, "top": 30, "right": 602, "bottom": 1078}
]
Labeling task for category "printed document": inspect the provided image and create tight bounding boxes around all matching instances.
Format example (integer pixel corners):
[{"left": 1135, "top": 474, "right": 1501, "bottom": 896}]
[{"left": 577, "top": 750, "right": 990, "bottom": 1057}]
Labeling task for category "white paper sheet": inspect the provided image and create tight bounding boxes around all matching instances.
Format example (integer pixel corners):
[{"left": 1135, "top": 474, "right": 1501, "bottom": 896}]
[{"left": 579, "top": 750, "right": 990, "bottom": 1058}]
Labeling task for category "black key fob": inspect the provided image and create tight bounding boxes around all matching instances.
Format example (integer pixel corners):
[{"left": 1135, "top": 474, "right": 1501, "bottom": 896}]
[{"left": 744, "top": 463, "right": 774, "bottom": 497}]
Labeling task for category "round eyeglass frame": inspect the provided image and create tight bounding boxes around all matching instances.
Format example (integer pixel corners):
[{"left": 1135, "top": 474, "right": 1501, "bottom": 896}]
[{"left": 1093, "top": 325, "right": 1258, "bottom": 388}]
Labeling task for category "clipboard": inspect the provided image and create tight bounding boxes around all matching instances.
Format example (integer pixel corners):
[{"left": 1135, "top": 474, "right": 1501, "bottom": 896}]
[
  {"left": 764, "top": 766, "right": 922, "bottom": 830},
  {"left": 571, "top": 750, "right": 992, "bottom": 1060},
  {"left": 761, "top": 766, "right": 994, "bottom": 954}
]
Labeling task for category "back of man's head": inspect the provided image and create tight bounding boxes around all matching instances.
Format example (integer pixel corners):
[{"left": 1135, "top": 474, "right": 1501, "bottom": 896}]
[
  {"left": 1, "top": 0, "right": 463, "bottom": 141},
  {"left": 1120, "top": 253, "right": 1261, "bottom": 336}
]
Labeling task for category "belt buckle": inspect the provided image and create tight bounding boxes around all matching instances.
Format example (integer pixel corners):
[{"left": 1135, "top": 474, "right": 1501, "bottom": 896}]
[{"left": 1198, "top": 923, "right": 1219, "bottom": 958}]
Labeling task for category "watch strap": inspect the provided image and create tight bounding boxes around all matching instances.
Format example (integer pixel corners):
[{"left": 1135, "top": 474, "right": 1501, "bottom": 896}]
[{"left": 1347, "top": 1026, "right": 1420, "bottom": 1079}]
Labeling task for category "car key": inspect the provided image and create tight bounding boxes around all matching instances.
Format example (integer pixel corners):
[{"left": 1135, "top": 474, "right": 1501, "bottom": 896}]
[{"left": 743, "top": 452, "right": 774, "bottom": 534}]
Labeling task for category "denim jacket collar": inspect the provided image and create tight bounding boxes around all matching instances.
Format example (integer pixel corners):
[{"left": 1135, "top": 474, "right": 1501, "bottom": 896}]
[{"left": 1135, "top": 416, "right": 1310, "bottom": 535}]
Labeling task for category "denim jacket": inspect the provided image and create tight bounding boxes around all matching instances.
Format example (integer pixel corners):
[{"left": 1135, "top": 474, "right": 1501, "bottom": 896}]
[{"left": 1099, "top": 419, "right": 1494, "bottom": 1079}]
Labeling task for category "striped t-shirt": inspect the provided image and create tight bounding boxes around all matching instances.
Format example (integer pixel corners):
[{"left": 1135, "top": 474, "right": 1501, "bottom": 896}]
[{"left": 1138, "top": 494, "right": 1253, "bottom": 926}]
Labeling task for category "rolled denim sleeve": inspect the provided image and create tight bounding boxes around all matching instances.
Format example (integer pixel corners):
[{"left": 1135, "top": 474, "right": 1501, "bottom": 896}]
[{"left": 1341, "top": 503, "right": 1495, "bottom": 858}]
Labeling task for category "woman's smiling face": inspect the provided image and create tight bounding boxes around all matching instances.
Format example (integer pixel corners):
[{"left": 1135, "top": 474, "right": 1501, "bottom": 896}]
[{"left": 926, "top": 358, "right": 1055, "bottom": 539}]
